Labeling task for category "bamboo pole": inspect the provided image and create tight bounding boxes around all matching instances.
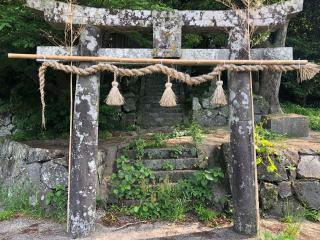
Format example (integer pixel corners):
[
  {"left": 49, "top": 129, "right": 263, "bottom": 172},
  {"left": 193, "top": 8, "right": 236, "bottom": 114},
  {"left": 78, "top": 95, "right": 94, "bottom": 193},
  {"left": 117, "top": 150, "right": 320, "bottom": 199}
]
[{"left": 8, "top": 53, "right": 309, "bottom": 66}]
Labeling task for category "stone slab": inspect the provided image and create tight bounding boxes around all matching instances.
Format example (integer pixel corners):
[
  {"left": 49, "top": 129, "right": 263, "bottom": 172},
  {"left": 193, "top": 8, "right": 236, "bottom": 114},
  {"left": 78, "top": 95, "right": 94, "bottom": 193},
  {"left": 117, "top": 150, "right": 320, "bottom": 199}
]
[
  {"left": 297, "top": 155, "right": 320, "bottom": 179},
  {"left": 293, "top": 181, "right": 320, "bottom": 210},
  {"left": 262, "top": 114, "right": 309, "bottom": 137},
  {"left": 36, "top": 47, "right": 293, "bottom": 62}
]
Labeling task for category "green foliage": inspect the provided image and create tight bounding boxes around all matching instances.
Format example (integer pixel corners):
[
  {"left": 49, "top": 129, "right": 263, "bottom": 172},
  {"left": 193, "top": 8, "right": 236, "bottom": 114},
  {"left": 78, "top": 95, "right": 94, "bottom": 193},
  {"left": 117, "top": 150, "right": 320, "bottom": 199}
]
[
  {"left": 111, "top": 155, "right": 225, "bottom": 221},
  {"left": 111, "top": 156, "right": 155, "bottom": 199},
  {"left": 0, "top": 181, "right": 44, "bottom": 220},
  {"left": 186, "top": 122, "right": 204, "bottom": 146},
  {"left": 131, "top": 138, "right": 147, "bottom": 160},
  {"left": 162, "top": 160, "right": 174, "bottom": 171},
  {"left": 282, "top": 102, "right": 320, "bottom": 131},
  {"left": 148, "top": 133, "right": 167, "bottom": 148},
  {"left": 304, "top": 209, "right": 320, "bottom": 222},
  {"left": 195, "top": 204, "right": 218, "bottom": 222},
  {"left": 170, "top": 144, "right": 184, "bottom": 159},
  {"left": 255, "top": 124, "right": 285, "bottom": 173},
  {"left": 45, "top": 184, "right": 68, "bottom": 223},
  {"left": 0, "top": 210, "right": 15, "bottom": 221}
]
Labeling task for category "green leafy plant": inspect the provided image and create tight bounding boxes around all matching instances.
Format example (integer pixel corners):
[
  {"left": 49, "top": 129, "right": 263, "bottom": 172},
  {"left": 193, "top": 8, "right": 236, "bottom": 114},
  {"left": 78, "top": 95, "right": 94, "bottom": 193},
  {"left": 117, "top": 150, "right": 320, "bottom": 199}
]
[
  {"left": 162, "top": 160, "right": 174, "bottom": 171},
  {"left": 195, "top": 204, "right": 218, "bottom": 222},
  {"left": 111, "top": 155, "right": 155, "bottom": 200},
  {"left": 170, "top": 145, "right": 184, "bottom": 159},
  {"left": 304, "top": 209, "right": 320, "bottom": 222},
  {"left": 45, "top": 184, "right": 67, "bottom": 222},
  {"left": 187, "top": 122, "right": 204, "bottom": 146},
  {"left": 0, "top": 181, "right": 44, "bottom": 221},
  {"left": 147, "top": 133, "right": 167, "bottom": 148},
  {"left": 131, "top": 138, "right": 147, "bottom": 160}
]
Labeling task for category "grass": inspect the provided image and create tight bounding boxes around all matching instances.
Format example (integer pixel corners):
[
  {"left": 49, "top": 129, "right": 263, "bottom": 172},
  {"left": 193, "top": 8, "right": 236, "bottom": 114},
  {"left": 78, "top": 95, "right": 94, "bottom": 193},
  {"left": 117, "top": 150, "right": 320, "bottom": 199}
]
[
  {"left": 0, "top": 181, "right": 45, "bottom": 222},
  {"left": 282, "top": 102, "right": 320, "bottom": 131}
]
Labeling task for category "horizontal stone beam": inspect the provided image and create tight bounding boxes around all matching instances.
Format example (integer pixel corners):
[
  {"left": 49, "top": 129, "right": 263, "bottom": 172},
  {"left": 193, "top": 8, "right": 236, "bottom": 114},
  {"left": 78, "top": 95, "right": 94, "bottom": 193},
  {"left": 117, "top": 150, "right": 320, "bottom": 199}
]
[
  {"left": 36, "top": 47, "right": 293, "bottom": 62},
  {"left": 27, "top": 0, "right": 303, "bottom": 30}
]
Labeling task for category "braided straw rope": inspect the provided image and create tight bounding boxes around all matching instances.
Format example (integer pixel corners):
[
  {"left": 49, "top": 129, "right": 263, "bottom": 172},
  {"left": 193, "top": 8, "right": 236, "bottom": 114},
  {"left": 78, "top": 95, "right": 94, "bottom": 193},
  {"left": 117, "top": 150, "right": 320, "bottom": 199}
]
[{"left": 38, "top": 61, "right": 319, "bottom": 128}]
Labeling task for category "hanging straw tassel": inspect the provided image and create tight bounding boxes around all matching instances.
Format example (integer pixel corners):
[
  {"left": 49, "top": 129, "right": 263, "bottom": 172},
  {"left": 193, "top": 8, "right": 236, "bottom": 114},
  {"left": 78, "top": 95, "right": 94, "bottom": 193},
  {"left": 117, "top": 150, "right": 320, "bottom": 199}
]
[
  {"left": 160, "top": 76, "right": 177, "bottom": 107},
  {"left": 211, "top": 73, "right": 227, "bottom": 106},
  {"left": 105, "top": 72, "right": 124, "bottom": 106},
  {"left": 298, "top": 63, "right": 320, "bottom": 82}
]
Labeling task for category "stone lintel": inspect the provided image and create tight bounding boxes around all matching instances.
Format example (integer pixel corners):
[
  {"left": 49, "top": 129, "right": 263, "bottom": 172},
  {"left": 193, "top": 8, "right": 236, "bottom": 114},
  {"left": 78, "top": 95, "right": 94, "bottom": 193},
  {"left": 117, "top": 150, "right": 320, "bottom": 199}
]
[
  {"left": 36, "top": 47, "right": 293, "bottom": 62},
  {"left": 26, "top": 0, "right": 303, "bottom": 30}
]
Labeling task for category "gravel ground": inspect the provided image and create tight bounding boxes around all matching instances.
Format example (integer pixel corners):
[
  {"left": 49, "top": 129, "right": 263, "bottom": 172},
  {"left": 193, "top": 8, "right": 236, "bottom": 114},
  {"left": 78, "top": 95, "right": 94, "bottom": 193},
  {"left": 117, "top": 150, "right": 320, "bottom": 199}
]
[{"left": 0, "top": 217, "right": 319, "bottom": 240}]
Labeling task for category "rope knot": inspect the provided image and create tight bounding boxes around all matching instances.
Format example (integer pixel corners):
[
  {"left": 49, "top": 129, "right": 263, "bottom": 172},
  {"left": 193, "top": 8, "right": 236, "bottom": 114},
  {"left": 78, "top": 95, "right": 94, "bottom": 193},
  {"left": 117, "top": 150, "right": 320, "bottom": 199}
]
[{"left": 165, "top": 82, "right": 173, "bottom": 88}]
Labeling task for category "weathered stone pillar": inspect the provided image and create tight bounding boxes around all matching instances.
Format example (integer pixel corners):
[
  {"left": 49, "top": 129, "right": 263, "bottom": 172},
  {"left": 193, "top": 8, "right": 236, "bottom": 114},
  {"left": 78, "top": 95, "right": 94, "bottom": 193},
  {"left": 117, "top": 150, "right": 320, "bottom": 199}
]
[
  {"left": 68, "top": 25, "right": 101, "bottom": 238},
  {"left": 228, "top": 25, "right": 259, "bottom": 235}
]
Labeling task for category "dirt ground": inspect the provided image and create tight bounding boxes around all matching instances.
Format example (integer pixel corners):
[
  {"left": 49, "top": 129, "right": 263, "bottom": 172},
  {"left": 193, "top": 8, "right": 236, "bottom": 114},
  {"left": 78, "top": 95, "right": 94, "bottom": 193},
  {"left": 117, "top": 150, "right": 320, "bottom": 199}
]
[{"left": 0, "top": 217, "right": 319, "bottom": 240}]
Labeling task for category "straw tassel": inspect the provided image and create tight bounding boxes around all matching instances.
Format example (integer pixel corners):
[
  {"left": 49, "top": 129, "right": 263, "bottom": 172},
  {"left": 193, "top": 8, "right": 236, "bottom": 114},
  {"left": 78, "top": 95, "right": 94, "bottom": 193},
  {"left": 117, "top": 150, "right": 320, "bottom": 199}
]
[
  {"left": 160, "top": 76, "right": 177, "bottom": 107},
  {"left": 211, "top": 74, "right": 227, "bottom": 106},
  {"left": 298, "top": 63, "right": 320, "bottom": 82},
  {"left": 105, "top": 72, "right": 124, "bottom": 106}
]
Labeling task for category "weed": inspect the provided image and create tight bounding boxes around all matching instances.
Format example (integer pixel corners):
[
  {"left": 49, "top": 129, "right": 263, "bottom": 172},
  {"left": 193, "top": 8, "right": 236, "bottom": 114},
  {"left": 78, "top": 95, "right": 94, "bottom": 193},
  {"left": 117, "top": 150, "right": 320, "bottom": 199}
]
[
  {"left": 195, "top": 204, "right": 218, "bottom": 222},
  {"left": 170, "top": 145, "right": 184, "bottom": 158},
  {"left": 304, "top": 209, "right": 320, "bottom": 222},
  {"left": 111, "top": 156, "right": 155, "bottom": 200},
  {"left": 162, "top": 160, "right": 174, "bottom": 171},
  {"left": 0, "top": 210, "right": 15, "bottom": 221},
  {"left": 187, "top": 122, "right": 204, "bottom": 146},
  {"left": 148, "top": 133, "right": 167, "bottom": 148},
  {"left": 0, "top": 181, "right": 44, "bottom": 220},
  {"left": 45, "top": 184, "right": 67, "bottom": 223},
  {"left": 131, "top": 138, "right": 146, "bottom": 160}
]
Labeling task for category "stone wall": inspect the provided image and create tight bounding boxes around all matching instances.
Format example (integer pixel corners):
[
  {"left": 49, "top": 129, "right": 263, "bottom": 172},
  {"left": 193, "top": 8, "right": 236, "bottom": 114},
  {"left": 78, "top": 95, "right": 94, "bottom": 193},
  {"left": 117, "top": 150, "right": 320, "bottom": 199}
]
[
  {"left": 0, "top": 113, "right": 15, "bottom": 137},
  {"left": 0, "top": 140, "right": 118, "bottom": 206},
  {"left": 192, "top": 95, "right": 269, "bottom": 127},
  {"left": 221, "top": 143, "right": 320, "bottom": 216},
  {"left": 0, "top": 139, "right": 319, "bottom": 216}
]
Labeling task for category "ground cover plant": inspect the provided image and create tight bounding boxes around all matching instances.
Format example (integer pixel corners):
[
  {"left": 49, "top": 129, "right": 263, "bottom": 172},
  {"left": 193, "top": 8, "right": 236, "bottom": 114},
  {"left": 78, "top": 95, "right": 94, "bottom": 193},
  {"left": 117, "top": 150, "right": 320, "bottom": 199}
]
[{"left": 110, "top": 154, "right": 227, "bottom": 223}]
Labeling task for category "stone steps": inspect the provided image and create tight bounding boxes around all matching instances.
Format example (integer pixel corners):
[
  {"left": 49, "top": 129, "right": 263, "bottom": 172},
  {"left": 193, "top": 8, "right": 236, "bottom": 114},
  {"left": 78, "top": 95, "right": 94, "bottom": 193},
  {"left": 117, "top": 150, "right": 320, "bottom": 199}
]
[
  {"left": 124, "top": 147, "right": 198, "bottom": 160},
  {"left": 142, "top": 158, "right": 201, "bottom": 171},
  {"left": 154, "top": 170, "right": 198, "bottom": 182}
]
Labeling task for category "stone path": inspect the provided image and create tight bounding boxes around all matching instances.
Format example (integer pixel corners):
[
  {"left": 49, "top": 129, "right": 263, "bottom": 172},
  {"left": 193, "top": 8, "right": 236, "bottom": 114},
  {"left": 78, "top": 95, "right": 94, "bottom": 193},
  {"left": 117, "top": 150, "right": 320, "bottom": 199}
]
[{"left": 0, "top": 217, "right": 319, "bottom": 240}]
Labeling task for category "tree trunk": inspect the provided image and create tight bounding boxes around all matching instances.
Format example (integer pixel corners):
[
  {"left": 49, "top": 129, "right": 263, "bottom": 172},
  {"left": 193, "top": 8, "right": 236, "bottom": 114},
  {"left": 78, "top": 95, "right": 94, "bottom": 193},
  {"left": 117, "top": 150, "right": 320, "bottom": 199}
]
[{"left": 259, "top": 23, "right": 289, "bottom": 114}]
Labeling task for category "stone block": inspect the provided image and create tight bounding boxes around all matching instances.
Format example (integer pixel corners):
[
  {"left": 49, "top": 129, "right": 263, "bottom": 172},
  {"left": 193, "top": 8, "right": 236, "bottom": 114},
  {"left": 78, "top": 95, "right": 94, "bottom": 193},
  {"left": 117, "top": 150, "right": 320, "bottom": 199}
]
[
  {"left": 278, "top": 181, "right": 292, "bottom": 198},
  {"left": 262, "top": 114, "right": 309, "bottom": 137},
  {"left": 257, "top": 157, "right": 288, "bottom": 182},
  {"left": 260, "top": 182, "right": 279, "bottom": 212},
  {"left": 293, "top": 180, "right": 320, "bottom": 210},
  {"left": 297, "top": 155, "right": 320, "bottom": 179},
  {"left": 192, "top": 97, "right": 202, "bottom": 111},
  {"left": 40, "top": 161, "right": 68, "bottom": 189}
]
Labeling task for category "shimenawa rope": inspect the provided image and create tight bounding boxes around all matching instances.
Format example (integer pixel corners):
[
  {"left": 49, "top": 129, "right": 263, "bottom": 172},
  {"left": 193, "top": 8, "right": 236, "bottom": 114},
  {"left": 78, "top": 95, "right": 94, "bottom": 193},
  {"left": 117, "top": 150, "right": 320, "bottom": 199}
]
[{"left": 38, "top": 61, "right": 320, "bottom": 128}]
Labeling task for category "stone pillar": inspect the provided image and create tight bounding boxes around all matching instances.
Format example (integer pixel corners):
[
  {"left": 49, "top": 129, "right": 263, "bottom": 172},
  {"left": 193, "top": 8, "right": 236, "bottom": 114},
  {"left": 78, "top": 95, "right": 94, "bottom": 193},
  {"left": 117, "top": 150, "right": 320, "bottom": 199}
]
[
  {"left": 152, "top": 11, "right": 182, "bottom": 58},
  {"left": 228, "top": 25, "right": 259, "bottom": 235},
  {"left": 68, "top": 25, "right": 101, "bottom": 238}
]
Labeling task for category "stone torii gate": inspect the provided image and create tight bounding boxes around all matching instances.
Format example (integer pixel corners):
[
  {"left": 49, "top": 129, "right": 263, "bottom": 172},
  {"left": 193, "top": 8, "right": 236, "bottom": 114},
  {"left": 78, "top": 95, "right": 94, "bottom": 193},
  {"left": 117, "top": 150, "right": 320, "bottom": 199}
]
[{"left": 26, "top": 0, "right": 304, "bottom": 238}]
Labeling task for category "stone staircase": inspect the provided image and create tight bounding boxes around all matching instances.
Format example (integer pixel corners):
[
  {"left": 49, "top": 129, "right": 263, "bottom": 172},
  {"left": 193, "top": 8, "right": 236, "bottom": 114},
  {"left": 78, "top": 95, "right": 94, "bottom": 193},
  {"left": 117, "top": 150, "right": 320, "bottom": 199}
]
[
  {"left": 123, "top": 146, "right": 202, "bottom": 183},
  {"left": 138, "top": 74, "right": 185, "bottom": 128}
]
